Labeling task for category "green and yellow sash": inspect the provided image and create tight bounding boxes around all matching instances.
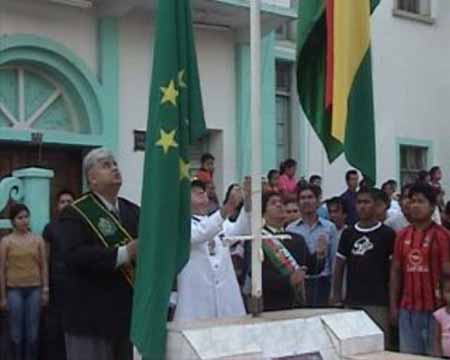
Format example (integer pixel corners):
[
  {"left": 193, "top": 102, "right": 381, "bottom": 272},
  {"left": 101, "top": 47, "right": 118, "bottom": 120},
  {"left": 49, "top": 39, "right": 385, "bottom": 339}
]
[{"left": 71, "top": 193, "right": 134, "bottom": 286}]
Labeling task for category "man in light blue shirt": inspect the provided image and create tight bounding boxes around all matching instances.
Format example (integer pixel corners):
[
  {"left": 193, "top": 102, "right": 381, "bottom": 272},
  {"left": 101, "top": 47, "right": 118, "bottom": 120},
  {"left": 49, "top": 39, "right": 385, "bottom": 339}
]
[{"left": 287, "top": 184, "right": 338, "bottom": 306}]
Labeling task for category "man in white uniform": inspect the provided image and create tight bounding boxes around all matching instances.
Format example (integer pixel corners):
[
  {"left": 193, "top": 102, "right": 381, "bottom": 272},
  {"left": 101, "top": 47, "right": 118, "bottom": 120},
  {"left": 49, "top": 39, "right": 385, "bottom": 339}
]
[{"left": 174, "top": 178, "right": 251, "bottom": 321}]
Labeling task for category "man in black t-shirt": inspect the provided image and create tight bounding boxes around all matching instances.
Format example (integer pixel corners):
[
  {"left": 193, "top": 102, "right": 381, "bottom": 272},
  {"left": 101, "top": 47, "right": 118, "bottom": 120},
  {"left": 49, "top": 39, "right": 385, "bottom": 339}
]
[{"left": 332, "top": 187, "right": 396, "bottom": 349}]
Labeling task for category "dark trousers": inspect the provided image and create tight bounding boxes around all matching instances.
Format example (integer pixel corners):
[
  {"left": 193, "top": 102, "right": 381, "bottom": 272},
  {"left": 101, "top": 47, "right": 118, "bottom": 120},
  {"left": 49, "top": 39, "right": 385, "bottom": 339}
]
[
  {"left": 305, "top": 276, "right": 331, "bottom": 307},
  {"left": 65, "top": 333, "right": 133, "bottom": 360},
  {"left": 46, "top": 306, "right": 66, "bottom": 360}
]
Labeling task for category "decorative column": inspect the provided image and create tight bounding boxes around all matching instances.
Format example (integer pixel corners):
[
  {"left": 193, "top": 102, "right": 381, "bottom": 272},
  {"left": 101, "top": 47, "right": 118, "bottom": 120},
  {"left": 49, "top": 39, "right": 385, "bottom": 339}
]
[{"left": 12, "top": 167, "right": 54, "bottom": 234}]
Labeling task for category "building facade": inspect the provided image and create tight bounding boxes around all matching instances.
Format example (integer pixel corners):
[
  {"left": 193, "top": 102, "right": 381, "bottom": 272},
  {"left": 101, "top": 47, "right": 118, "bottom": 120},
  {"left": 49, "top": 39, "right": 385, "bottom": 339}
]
[{"left": 277, "top": 0, "right": 450, "bottom": 197}]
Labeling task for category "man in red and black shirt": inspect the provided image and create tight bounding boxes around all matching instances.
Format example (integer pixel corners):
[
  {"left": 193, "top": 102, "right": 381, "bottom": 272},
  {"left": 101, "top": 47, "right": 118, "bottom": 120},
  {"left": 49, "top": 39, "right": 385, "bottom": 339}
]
[{"left": 390, "top": 184, "right": 450, "bottom": 356}]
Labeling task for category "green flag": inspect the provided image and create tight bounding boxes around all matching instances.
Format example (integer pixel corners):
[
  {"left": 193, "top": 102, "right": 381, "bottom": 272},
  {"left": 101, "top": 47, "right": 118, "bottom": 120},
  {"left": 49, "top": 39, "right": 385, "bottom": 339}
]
[
  {"left": 297, "top": 0, "right": 380, "bottom": 184},
  {"left": 131, "top": 0, "right": 206, "bottom": 358}
]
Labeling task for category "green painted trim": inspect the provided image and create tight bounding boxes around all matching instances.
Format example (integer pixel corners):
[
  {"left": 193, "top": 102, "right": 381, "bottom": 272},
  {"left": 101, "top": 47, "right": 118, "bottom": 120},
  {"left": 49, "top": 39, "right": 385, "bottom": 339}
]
[
  {"left": 299, "top": 106, "right": 308, "bottom": 176},
  {"left": 275, "top": 43, "right": 296, "bottom": 62},
  {"left": 395, "top": 137, "right": 434, "bottom": 183},
  {"left": 235, "top": 32, "right": 277, "bottom": 179},
  {"left": 98, "top": 17, "right": 120, "bottom": 153},
  {"left": 261, "top": 32, "right": 277, "bottom": 174},
  {"left": 0, "top": 34, "right": 104, "bottom": 139},
  {"left": 215, "top": 0, "right": 297, "bottom": 18},
  {"left": 13, "top": 167, "right": 54, "bottom": 178},
  {"left": 235, "top": 42, "right": 251, "bottom": 180},
  {"left": 0, "top": 128, "right": 105, "bottom": 147}
]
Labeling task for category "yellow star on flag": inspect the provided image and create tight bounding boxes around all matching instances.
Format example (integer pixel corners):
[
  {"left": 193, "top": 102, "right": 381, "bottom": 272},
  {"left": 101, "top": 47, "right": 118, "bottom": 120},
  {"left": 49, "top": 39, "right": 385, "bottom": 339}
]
[
  {"left": 155, "top": 129, "right": 178, "bottom": 154},
  {"left": 160, "top": 80, "right": 179, "bottom": 106},
  {"left": 178, "top": 70, "right": 187, "bottom": 88},
  {"left": 179, "top": 158, "right": 190, "bottom": 180}
]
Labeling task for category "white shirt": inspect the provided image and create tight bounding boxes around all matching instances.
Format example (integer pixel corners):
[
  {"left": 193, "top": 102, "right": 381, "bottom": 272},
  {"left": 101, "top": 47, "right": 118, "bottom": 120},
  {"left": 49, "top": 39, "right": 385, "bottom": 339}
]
[
  {"left": 385, "top": 208, "right": 442, "bottom": 232},
  {"left": 174, "top": 210, "right": 251, "bottom": 322}
]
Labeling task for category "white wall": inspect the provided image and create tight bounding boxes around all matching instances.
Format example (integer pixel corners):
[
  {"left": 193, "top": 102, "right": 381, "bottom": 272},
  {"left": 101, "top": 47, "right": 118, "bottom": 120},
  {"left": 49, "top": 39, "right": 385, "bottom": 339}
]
[
  {"left": 303, "top": 0, "right": 450, "bottom": 198},
  {"left": 118, "top": 13, "right": 237, "bottom": 203},
  {"left": 0, "top": 0, "right": 97, "bottom": 74}
]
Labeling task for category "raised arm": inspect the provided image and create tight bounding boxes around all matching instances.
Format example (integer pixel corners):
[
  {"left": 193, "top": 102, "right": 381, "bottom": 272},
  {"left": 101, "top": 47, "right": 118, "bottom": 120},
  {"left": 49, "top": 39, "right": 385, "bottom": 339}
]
[{"left": 191, "top": 211, "right": 224, "bottom": 244}]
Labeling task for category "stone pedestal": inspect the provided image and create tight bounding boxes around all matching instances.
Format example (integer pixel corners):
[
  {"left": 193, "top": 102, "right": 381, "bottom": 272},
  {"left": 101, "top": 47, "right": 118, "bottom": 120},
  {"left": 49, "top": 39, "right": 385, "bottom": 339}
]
[
  {"left": 165, "top": 309, "right": 383, "bottom": 360},
  {"left": 135, "top": 309, "right": 437, "bottom": 359}
]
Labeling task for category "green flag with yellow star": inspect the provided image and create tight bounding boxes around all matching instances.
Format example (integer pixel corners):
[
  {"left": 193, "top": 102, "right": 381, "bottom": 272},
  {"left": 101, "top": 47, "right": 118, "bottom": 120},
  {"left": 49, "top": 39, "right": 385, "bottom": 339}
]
[{"left": 131, "top": 0, "right": 206, "bottom": 358}]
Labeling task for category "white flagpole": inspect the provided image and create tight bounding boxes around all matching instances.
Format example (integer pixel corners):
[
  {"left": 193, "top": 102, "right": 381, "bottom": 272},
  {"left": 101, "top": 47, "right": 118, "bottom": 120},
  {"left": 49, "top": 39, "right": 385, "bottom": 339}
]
[{"left": 249, "top": 0, "right": 263, "bottom": 315}]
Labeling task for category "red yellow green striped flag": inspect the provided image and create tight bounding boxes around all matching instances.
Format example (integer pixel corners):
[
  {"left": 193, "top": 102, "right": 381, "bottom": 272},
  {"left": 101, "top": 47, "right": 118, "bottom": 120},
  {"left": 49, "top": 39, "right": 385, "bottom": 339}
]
[{"left": 297, "top": 0, "right": 380, "bottom": 184}]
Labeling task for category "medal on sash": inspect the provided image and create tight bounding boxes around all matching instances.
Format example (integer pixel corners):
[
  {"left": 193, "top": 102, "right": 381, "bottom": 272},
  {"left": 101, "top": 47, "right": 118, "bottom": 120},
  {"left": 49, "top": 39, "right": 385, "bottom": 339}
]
[{"left": 71, "top": 193, "right": 135, "bottom": 286}]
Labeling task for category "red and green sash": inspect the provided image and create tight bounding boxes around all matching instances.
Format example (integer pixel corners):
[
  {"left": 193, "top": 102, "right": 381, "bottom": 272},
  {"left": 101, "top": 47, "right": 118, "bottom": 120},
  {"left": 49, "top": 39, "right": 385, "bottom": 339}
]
[
  {"left": 71, "top": 193, "right": 134, "bottom": 286},
  {"left": 262, "top": 228, "right": 300, "bottom": 277}
]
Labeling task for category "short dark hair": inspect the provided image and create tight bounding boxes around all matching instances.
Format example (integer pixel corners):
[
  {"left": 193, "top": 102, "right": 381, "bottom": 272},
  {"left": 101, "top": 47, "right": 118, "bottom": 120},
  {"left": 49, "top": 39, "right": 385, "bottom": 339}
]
[
  {"left": 191, "top": 180, "right": 206, "bottom": 191},
  {"left": 280, "top": 159, "right": 297, "bottom": 174},
  {"left": 9, "top": 203, "right": 30, "bottom": 222},
  {"left": 309, "top": 175, "right": 322, "bottom": 184},
  {"left": 373, "top": 188, "right": 391, "bottom": 207},
  {"left": 345, "top": 170, "right": 358, "bottom": 182},
  {"left": 387, "top": 179, "right": 398, "bottom": 187},
  {"left": 326, "top": 197, "right": 346, "bottom": 213},
  {"left": 200, "top": 153, "right": 214, "bottom": 164},
  {"left": 417, "top": 170, "right": 430, "bottom": 183},
  {"left": 57, "top": 189, "right": 75, "bottom": 201},
  {"left": 296, "top": 178, "right": 309, "bottom": 190},
  {"left": 262, "top": 191, "right": 281, "bottom": 215},
  {"left": 267, "top": 169, "right": 279, "bottom": 182},
  {"left": 430, "top": 166, "right": 441, "bottom": 177},
  {"left": 400, "top": 183, "right": 414, "bottom": 199},
  {"left": 408, "top": 183, "right": 437, "bottom": 206},
  {"left": 297, "top": 184, "right": 321, "bottom": 200},
  {"left": 381, "top": 180, "right": 397, "bottom": 193},
  {"left": 357, "top": 187, "right": 378, "bottom": 202}
]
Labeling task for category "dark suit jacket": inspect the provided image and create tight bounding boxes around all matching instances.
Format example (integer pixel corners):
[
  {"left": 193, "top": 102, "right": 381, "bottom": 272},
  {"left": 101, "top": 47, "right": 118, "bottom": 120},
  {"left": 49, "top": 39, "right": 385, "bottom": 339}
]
[
  {"left": 262, "top": 226, "right": 325, "bottom": 312},
  {"left": 43, "top": 220, "right": 66, "bottom": 308},
  {"left": 60, "top": 193, "right": 139, "bottom": 338}
]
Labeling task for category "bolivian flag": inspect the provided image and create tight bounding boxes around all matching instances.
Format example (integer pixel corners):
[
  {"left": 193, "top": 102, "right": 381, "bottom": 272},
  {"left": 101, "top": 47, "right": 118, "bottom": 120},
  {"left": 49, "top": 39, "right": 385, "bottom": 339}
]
[{"left": 297, "top": 0, "right": 380, "bottom": 184}]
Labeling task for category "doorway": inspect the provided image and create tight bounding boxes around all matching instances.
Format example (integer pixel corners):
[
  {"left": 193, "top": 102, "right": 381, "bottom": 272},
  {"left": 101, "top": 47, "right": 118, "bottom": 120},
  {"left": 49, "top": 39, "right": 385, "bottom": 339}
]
[{"left": 0, "top": 143, "right": 83, "bottom": 226}]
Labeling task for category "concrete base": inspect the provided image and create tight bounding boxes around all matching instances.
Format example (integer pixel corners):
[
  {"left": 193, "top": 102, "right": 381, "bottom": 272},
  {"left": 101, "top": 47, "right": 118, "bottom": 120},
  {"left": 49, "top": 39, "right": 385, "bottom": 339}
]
[
  {"left": 134, "top": 309, "right": 436, "bottom": 359},
  {"left": 166, "top": 309, "right": 382, "bottom": 359}
]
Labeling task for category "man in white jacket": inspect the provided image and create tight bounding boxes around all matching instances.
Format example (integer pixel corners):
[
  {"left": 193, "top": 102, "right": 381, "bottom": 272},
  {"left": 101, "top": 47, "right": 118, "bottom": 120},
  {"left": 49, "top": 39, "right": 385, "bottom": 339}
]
[{"left": 174, "top": 178, "right": 251, "bottom": 322}]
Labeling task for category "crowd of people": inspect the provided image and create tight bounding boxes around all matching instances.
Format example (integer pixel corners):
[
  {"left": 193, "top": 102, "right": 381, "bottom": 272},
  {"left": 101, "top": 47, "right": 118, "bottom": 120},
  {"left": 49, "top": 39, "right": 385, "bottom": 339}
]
[
  {"left": 195, "top": 155, "right": 450, "bottom": 358},
  {"left": 0, "top": 149, "right": 450, "bottom": 359}
]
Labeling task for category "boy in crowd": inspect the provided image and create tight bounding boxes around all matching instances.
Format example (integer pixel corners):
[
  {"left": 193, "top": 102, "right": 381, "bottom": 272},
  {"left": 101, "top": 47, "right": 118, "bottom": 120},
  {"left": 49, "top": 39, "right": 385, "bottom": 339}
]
[
  {"left": 374, "top": 188, "right": 390, "bottom": 223},
  {"left": 326, "top": 197, "right": 347, "bottom": 244},
  {"left": 332, "top": 188, "right": 396, "bottom": 348},
  {"left": 287, "top": 185, "right": 338, "bottom": 306},
  {"left": 341, "top": 170, "right": 359, "bottom": 225},
  {"left": 196, "top": 153, "right": 215, "bottom": 184},
  {"left": 390, "top": 184, "right": 450, "bottom": 356}
]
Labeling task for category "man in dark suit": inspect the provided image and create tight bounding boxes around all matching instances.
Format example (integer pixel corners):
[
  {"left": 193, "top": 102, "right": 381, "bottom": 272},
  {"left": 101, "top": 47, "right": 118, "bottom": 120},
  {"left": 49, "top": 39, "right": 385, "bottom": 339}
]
[
  {"left": 42, "top": 189, "right": 75, "bottom": 360},
  {"left": 60, "top": 148, "right": 139, "bottom": 360}
]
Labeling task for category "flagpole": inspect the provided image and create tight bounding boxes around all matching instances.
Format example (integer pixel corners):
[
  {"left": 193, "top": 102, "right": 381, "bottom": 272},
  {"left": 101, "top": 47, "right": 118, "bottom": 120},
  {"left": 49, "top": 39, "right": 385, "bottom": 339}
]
[{"left": 249, "top": 0, "right": 263, "bottom": 315}]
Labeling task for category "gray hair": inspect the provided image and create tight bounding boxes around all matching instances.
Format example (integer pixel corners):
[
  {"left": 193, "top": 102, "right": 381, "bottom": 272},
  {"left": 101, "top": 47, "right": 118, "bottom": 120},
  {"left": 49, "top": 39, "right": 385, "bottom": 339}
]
[{"left": 83, "top": 148, "right": 115, "bottom": 181}]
